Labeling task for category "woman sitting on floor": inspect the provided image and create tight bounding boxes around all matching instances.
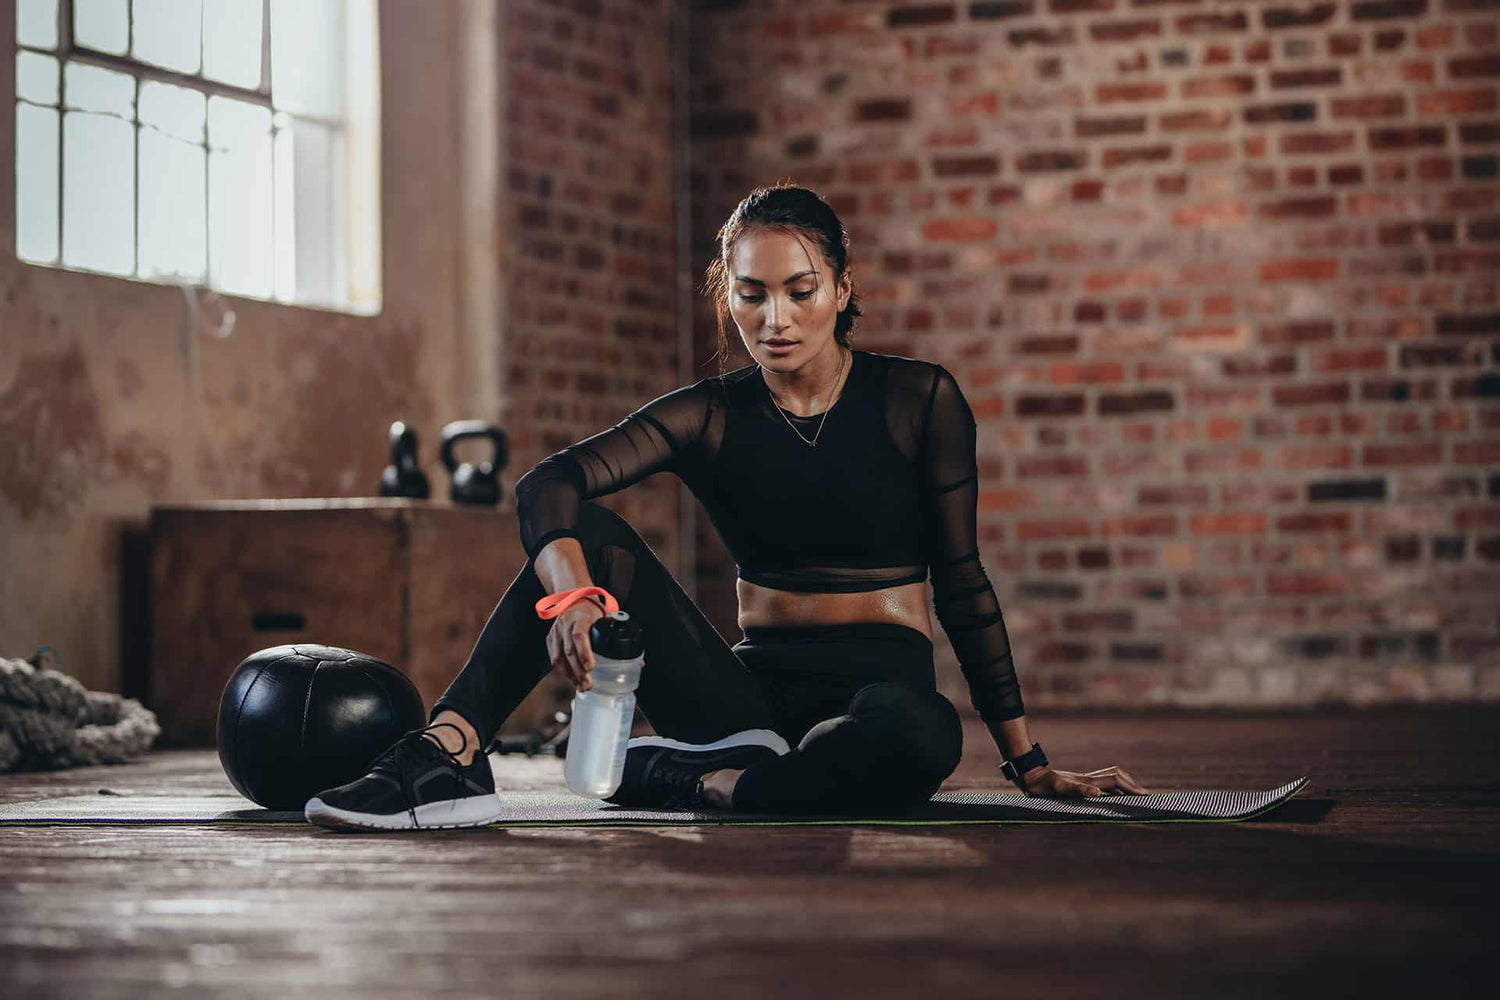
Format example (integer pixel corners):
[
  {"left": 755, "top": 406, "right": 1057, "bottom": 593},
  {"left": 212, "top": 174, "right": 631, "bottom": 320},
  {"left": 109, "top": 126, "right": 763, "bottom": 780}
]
[{"left": 306, "top": 183, "right": 1146, "bottom": 831}]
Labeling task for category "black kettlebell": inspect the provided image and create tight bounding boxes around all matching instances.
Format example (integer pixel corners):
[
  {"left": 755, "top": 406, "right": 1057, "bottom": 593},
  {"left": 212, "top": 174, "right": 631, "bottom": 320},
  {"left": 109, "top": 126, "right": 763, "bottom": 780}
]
[
  {"left": 379, "top": 421, "right": 430, "bottom": 499},
  {"left": 440, "top": 420, "right": 508, "bottom": 505}
]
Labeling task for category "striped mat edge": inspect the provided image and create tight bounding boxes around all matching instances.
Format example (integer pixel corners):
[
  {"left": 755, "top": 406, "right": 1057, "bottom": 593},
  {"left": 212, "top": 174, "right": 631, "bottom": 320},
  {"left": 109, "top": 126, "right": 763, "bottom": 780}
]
[{"left": 0, "top": 777, "right": 1309, "bottom": 827}]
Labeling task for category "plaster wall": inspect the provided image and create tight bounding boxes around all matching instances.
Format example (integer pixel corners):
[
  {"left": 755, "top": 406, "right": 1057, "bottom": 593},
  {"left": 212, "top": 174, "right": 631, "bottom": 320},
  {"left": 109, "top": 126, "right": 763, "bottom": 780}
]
[{"left": 0, "top": 0, "right": 493, "bottom": 692}]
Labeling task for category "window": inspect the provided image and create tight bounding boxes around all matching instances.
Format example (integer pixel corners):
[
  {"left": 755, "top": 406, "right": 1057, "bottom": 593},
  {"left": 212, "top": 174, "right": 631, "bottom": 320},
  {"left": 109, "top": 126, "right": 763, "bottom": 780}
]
[{"left": 14, "top": 0, "right": 381, "bottom": 314}]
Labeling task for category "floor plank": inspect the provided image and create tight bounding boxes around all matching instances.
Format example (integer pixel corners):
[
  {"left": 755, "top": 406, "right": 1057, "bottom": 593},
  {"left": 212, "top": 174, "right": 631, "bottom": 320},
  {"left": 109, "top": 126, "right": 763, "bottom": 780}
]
[{"left": 2, "top": 709, "right": 1496, "bottom": 998}]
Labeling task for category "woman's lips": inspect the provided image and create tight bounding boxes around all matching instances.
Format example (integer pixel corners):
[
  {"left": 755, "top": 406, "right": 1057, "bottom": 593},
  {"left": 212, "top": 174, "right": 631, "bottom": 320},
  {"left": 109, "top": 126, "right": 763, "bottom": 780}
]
[{"left": 763, "top": 340, "right": 795, "bottom": 353}]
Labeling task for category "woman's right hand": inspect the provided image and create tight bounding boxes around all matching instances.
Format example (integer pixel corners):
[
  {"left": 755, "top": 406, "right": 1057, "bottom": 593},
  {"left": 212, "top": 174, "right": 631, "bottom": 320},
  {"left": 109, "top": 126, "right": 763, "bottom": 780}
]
[{"left": 546, "top": 597, "right": 608, "bottom": 690}]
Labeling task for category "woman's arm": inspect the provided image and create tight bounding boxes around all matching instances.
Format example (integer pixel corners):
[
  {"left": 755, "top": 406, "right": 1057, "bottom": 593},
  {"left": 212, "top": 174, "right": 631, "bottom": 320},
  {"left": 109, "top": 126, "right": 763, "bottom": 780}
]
[
  {"left": 514, "top": 381, "right": 714, "bottom": 559},
  {"left": 918, "top": 365, "right": 1027, "bottom": 733},
  {"left": 533, "top": 535, "right": 609, "bottom": 690},
  {"left": 918, "top": 366, "right": 1147, "bottom": 797},
  {"left": 515, "top": 381, "right": 715, "bottom": 689}
]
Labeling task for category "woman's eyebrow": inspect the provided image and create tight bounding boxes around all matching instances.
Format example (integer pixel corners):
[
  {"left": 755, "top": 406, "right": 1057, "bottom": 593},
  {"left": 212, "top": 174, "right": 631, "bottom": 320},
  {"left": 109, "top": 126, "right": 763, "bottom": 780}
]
[{"left": 733, "top": 270, "right": 817, "bottom": 287}]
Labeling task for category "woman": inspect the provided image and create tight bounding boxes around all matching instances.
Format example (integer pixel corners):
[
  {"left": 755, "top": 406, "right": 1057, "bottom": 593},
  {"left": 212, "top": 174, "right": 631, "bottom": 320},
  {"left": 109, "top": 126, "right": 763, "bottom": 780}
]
[{"left": 306, "top": 184, "right": 1146, "bottom": 831}]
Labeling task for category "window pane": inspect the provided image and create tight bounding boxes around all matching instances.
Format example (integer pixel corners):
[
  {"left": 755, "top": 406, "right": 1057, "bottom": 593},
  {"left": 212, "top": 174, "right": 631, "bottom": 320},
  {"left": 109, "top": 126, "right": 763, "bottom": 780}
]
[
  {"left": 16, "top": 51, "right": 60, "bottom": 105},
  {"left": 203, "top": 0, "right": 263, "bottom": 90},
  {"left": 140, "top": 80, "right": 205, "bottom": 143},
  {"left": 274, "top": 116, "right": 341, "bottom": 306},
  {"left": 17, "top": 0, "right": 59, "bottom": 50},
  {"left": 273, "top": 118, "right": 295, "bottom": 300},
  {"left": 63, "top": 61, "right": 135, "bottom": 118},
  {"left": 73, "top": 0, "right": 129, "bottom": 56},
  {"left": 133, "top": 0, "right": 203, "bottom": 75},
  {"left": 63, "top": 111, "right": 135, "bottom": 275},
  {"left": 208, "top": 97, "right": 273, "bottom": 297},
  {"left": 16, "top": 103, "right": 61, "bottom": 263},
  {"left": 343, "top": 0, "right": 380, "bottom": 312},
  {"left": 269, "top": 0, "right": 344, "bottom": 118},
  {"left": 139, "top": 130, "right": 206, "bottom": 281}
]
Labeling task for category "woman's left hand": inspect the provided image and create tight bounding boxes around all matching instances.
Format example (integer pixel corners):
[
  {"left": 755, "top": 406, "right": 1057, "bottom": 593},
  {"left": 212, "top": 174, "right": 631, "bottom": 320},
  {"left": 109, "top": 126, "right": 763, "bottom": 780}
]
[{"left": 1019, "top": 766, "right": 1149, "bottom": 798}]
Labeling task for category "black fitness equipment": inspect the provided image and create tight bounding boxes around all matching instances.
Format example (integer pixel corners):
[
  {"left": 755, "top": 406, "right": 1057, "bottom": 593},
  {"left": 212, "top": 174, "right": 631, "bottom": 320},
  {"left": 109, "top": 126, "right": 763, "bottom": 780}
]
[
  {"left": 216, "top": 644, "right": 426, "bottom": 810},
  {"left": 440, "top": 420, "right": 508, "bottom": 506},
  {"left": 378, "top": 420, "right": 431, "bottom": 499}
]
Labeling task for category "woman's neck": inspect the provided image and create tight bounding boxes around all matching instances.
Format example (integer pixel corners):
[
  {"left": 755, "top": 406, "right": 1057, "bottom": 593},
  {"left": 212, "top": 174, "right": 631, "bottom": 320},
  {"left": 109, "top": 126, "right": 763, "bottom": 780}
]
[{"left": 762, "top": 343, "right": 851, "bottom": 417}]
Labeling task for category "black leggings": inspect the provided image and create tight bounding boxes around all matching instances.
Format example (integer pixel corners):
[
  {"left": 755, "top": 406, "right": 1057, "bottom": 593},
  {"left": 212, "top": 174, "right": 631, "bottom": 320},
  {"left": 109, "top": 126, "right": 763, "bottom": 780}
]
[{"left": 431, "top": 502, "right": 963, "bottom": 814}]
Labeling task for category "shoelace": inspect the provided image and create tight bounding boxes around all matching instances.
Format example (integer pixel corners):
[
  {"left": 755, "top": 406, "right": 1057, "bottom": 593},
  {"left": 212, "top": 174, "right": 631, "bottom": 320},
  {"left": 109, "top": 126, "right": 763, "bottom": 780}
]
[
  {"left": 644, "top": 753, "right": 708, "bottom": 811},
  {"left": 367, "top": 722, "right": 471, "bottom": 828}
]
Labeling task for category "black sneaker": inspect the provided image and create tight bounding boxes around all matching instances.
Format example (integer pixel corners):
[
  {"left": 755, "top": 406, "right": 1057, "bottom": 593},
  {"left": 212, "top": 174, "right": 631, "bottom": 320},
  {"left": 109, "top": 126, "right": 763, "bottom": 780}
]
[
  {"left": 304, "top": 723, "right": 501, "bottom": 831},
  {"left": 605, "top": 729, "right": 790, "bottom": 810}
]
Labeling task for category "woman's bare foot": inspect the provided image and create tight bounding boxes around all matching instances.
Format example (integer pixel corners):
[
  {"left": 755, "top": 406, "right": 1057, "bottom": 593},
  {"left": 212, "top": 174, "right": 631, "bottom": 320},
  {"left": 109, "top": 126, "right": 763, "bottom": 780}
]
[
  {"left": 699, "top": 768, "right": 744, "bottom": 810},
  {"left": 429, "top": 710, "right": 482, "bottom": 765}
]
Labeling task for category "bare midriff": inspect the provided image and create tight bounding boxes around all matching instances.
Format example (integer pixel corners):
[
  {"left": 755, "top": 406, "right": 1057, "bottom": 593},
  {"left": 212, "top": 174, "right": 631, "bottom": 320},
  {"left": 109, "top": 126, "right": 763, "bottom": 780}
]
[{"left": 736, "top": 578, "right": 933, "bottom": 639}]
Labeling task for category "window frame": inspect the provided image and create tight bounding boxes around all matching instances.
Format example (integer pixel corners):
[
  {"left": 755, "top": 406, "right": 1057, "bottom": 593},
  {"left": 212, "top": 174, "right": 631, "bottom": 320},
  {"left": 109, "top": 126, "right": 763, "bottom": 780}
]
[{"left": 14, "top": 0, "right": 376, "bottom": 315}]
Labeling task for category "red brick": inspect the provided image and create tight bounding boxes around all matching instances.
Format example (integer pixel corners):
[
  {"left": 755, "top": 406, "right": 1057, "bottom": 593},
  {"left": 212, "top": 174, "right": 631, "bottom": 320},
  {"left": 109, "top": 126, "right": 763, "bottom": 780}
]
[
  {"left": 1100, "top": 515, "right": 1179, "bottom": 538},
  {"left": 1331, "top": 94, "right": 1407, "bottom": 118},
  {"left": 1018, "top": 519, "right": 1093, "bottom": 540},
  {"left": 1363, "top": 442, "right": 1443, "bottom": 467},
  {"left": 1180, "top": 575, "right": 1257, "bottom": 600},
  {"left": 1450, "top": 54, "right": 1500, "bottom": 79},
  {"left": 921, "top": 217, "right": 999, "bottom": 241},
  {"left": 1183, "top": 74, "right": 1256, "bottom": 99},
  {"left": 1261, "top": 320, "right": 1336, "bottom": 345},
  {"left": 1454, "top": 507, "right": 1500, "bottom": 531},
  {"left": 1277, "top": 444, "right": 1354, "bottom": 471},
  {"left": 1273, "top": 381, "right": 1352, "bottom": 406},
  {"left": 1206, "top": 416, "right": 1244, "bottom": 441},
  {"left": 1277, "top": 511, "right": 1352, "bottom": 533},
  {"left": 1280, "top": 131, "right": 1358, "bottom": 155},
  {"left": 1418, "top": 88, "right": 1499, "bottom": 117},
  {"left": 1313, "top": 347, "right": 1389, "bottom": 372},
  {"left": 1097, "top": 82, "right": 1168, "bottom": 103},
  {"left": 1190, "top": 512, "right": 1268, "bottom": 536},
  {"left": 1454, "top": 440, "right": 1500, "bottom": 464},
  {"left": 1037, "top": 549, "right": 1069, "bottom": 571},
  {"left": 1268, "top": 573, "right": 1347, "bottom": 596},
  {"left": 1050, "top": 361, "right": 1127, "bottom": 384},
  {"left": 1063, "top": 609, "right": 1136, "bottom": 631},
  {"left": 1259, "top": 258, "right": 1340, "bottom": 281},
  {"left": 1185, "top": 449, "right": 1264, "bottom": 474},
  {"left": 978, "top": 489, "right": 1031, "bottom": 511},
  {"left": 1160, "top": 109, "right": 1232, "bottom": 132},
  {"left": 1016, "top": 454, "right": 1090, "bottom": 477},
  {"left": 1186, "top": 385, "right": 1264, "bottom": 410}
]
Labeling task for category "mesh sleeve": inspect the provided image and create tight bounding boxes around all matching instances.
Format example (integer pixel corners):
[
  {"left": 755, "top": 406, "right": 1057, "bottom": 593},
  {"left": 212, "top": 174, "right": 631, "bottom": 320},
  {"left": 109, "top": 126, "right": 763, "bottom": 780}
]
[
  {"left": 514, "top": 382, "right": 711, "bottom": 559},
  {"left": 921, "top": 366, "right": 1026, "bottom": 723}
]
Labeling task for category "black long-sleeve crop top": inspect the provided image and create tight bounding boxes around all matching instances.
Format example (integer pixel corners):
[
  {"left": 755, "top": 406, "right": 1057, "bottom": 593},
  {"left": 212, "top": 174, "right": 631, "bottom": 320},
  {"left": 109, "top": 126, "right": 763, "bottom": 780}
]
[{"left": 514, "top": 349, "right": 1025, "bottom": 723}]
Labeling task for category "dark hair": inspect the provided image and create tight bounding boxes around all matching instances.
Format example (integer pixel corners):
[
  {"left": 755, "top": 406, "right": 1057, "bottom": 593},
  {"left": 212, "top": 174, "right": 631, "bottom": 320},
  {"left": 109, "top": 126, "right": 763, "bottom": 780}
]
[{"left": 701, "top": 182, "right": 863, "bottom": 372}]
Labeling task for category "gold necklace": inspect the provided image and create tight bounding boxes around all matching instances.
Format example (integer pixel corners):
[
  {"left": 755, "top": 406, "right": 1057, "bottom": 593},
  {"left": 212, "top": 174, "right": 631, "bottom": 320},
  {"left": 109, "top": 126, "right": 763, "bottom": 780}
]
[{"left": 768, "top": 347, "right": 850, "bottom": 448}]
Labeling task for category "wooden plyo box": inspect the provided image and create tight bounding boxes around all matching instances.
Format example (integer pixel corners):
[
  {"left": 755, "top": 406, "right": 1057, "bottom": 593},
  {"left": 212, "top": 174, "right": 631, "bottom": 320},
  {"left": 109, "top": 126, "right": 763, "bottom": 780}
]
[{"left": 148, "top": 499, "right": 568, "bottom": 747}]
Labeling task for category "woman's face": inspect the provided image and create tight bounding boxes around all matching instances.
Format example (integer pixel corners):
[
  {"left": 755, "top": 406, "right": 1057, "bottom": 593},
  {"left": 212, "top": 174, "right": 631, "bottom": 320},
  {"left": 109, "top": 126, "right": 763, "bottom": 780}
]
[{"left": 726, "top": 227, "right": 851, "bottom": 372}]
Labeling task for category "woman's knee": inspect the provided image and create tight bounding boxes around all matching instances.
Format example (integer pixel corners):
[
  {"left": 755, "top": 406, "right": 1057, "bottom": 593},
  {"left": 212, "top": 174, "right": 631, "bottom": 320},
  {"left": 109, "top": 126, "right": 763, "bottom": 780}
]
[
  {"left": 849, "top": 681, "right": 963, "bottom": 785},
  {"left": 573, "top": 504, "right": 647, "bottom": 601},
  {"left": 575, "top": 501, "right": 636, "bottom": 549}
]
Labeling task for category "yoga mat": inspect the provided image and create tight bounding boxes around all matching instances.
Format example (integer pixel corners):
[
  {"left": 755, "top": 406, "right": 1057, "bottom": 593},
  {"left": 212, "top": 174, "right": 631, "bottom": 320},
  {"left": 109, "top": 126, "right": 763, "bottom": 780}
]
[{"left": 0, "top": 777, "right": 1308, "bottom": 826}]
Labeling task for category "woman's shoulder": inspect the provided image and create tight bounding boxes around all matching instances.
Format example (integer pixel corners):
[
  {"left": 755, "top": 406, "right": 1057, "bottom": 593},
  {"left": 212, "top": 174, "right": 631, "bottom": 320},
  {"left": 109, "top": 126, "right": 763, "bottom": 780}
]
[
  {"left": 860, "top": 348, "right": 948, "bottom": 376},
  {"left": 859, "top": 349, "right": 954, "bottom": 399},
  {"left": 678, "top": 361, "right": 761, "bottom": 404},
  {"left": 696, "top": 361, "right": 760, "bottom": 388}
]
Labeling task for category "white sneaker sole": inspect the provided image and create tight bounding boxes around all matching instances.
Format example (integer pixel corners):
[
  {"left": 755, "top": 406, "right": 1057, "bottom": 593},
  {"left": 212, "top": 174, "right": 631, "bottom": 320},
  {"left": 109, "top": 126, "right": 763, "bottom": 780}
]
[
  {"left": 304, "top": 793, "right": 503, "bottom": 831},
  {"left": 626, "top": 728, "right": 791, "bottom": 757}
]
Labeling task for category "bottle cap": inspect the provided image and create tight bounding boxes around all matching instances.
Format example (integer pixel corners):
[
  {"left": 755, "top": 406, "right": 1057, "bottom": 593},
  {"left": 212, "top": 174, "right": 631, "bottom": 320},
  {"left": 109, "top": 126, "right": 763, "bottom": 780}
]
[{"left": 589, "top": 611, "right": 643, "bottom": 661}]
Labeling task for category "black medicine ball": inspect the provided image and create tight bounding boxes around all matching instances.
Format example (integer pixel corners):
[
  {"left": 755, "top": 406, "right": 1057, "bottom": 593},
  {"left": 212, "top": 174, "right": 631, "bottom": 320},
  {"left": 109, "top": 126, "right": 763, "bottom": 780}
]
[{"left": 216, "top": 644, "right": 426, "bottom": 810}]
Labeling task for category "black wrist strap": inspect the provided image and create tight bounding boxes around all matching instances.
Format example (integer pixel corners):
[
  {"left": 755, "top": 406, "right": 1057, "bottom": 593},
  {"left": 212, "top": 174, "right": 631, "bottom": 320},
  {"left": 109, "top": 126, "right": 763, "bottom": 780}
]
[{"left": 1000, "top": 742, "right": 1048, "bottom": 784}]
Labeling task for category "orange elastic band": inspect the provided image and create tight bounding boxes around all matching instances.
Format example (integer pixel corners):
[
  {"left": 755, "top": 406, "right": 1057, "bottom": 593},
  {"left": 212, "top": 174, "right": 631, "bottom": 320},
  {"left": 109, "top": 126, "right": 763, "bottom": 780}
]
[{"left": 535, "top": 586, "right": 619, "bottom": 620}]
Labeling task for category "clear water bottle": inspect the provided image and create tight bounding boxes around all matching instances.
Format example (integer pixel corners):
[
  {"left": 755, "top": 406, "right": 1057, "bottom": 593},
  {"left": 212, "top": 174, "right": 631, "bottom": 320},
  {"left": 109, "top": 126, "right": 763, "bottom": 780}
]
[{"left": 563, "top": 610, "right": 644, "bottom": 798}]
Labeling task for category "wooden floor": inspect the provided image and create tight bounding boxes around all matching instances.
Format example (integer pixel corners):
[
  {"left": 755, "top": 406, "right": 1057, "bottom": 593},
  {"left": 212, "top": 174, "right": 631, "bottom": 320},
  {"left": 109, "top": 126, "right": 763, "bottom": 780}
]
[{"left": 2, "top": 709, "right": 1496, "bottom": 999}]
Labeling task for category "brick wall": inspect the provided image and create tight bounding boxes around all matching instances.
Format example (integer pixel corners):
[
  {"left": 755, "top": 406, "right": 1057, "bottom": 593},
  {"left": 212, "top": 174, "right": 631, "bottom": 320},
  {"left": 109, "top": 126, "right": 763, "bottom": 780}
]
[
  {"left": 686, "top": 0, "right": 1500, "bottom": 709},
  {"left": 501, "top": 0, "right": 686, "bottom": 568}
]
